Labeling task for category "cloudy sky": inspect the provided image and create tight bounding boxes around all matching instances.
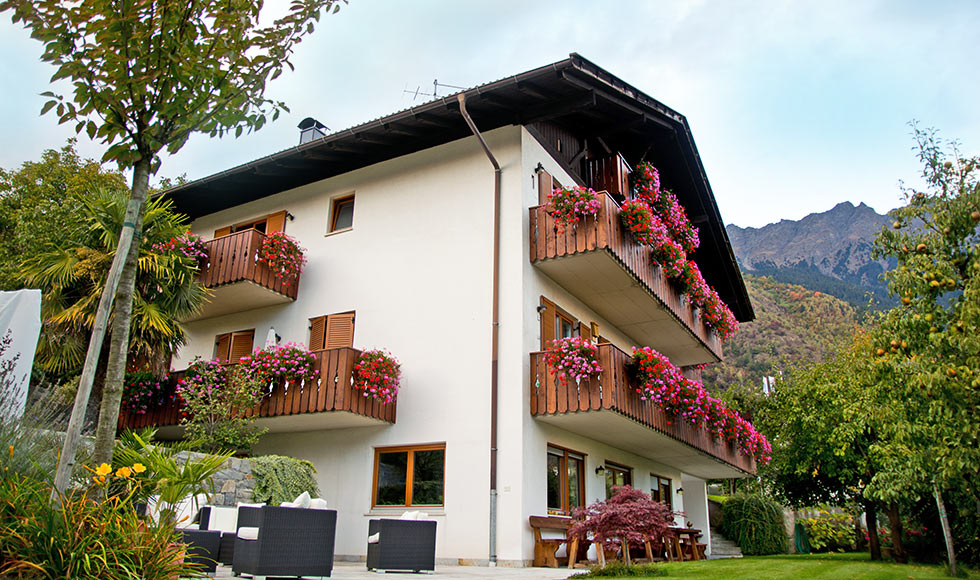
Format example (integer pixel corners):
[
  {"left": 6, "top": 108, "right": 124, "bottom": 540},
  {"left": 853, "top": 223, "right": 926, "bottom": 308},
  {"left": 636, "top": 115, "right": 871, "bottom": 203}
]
[{"left": 1, "top": 0, "right": 977, "bottom": 228}]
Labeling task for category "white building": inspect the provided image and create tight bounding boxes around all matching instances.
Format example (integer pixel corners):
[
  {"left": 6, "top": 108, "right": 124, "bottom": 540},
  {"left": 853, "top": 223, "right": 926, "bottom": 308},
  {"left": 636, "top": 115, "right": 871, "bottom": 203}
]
[{"left": 130, "top": 54, "right": 756, "bottom": 566}]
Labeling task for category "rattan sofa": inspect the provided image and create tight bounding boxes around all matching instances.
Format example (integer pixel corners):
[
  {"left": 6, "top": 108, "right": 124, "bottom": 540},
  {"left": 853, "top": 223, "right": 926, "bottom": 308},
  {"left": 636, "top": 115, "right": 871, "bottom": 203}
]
[
  {"left": 232, "top": 505, "right": 337, "bottom": 578},
  {"left": 366, "top": 519, "right": 437, "bottom": 573}
]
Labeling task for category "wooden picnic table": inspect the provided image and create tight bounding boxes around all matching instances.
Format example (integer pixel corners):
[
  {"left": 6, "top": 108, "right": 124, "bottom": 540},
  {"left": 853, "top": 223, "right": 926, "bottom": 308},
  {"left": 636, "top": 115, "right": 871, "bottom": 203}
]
[{"left": 669, "top": 526, "right": 704, "bottom": 561}]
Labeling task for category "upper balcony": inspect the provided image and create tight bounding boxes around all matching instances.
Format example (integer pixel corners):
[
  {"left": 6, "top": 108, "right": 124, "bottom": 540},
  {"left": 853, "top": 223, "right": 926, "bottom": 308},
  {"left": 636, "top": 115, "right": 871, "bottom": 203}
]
[
  {"left": 185, "top": 229, "right": 300, "bottom": 322},
  {"left": 119, "top": 347, "right": 394, "bottom": 435},
  {"left": 529, "top": 193, "right": 722, "bottom": 366},
  {"left": 530, "top": 343, "right": 755, "bottom": 478}
]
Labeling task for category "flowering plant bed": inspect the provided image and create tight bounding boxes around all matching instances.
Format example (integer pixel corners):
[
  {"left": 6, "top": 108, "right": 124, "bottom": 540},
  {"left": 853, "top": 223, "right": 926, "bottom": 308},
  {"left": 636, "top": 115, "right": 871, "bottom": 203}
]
[
  {"left": 543, "top": 336, "right": 603, "bottom": 385},
  {"left": 632, "top": 346, "right": 770, "bottom": 463},
  {"left": 354, "top": 349, "right": 400, "bottom": 403},
  {"left": 547, "top": 185, "right": 601, "bottom": 233},
  {"left": 257, "top": 231, "right": 306, "bottom": 286},
  {"left": 151, "top": 233, "right": 209, "bottom": 265},
  {"left": 239, "top": 342, "right": 318, "bottom": 384},
  {"left": 121, "top": 371, "right": 169, "bottom": 414}
]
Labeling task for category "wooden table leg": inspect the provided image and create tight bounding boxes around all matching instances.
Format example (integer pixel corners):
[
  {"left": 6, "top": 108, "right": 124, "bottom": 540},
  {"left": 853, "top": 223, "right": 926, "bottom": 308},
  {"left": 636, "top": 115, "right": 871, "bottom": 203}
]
[{"left": 567, "top": 537, "right": 579, "bottom": 569}]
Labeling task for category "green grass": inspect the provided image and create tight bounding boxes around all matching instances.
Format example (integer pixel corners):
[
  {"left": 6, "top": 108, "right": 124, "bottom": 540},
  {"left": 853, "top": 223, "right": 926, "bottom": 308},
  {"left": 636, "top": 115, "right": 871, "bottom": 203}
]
[{"left": 601, "top": 553, "right": 976, "bottom": 579}]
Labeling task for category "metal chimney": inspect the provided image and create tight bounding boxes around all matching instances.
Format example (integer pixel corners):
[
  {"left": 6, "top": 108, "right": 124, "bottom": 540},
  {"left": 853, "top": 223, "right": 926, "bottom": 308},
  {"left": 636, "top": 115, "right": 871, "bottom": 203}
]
[{"left": 298, "top": 117, "right": 328, "bottom": 144}]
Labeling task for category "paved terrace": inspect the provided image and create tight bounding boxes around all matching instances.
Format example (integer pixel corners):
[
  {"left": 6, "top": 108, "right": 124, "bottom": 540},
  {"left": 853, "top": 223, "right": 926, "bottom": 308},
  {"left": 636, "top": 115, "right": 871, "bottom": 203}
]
[{"left": 209, "top": 561, "right": 576, "bottom": 579}]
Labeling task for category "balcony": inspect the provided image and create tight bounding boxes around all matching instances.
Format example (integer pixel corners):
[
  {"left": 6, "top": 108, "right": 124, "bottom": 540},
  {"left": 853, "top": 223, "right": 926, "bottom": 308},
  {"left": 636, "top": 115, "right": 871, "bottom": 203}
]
[
  {"left": 118, "top": 347, "right": 395, "bottom": 435},
  {"left": 186, "top": 229, "right": 300, "bottom": 322},
  {"left": 529, "top": 193, "right": 721, "bottom": 366},
  {"left": 530, "top": 344, "right": 755, "bottom": 478}
]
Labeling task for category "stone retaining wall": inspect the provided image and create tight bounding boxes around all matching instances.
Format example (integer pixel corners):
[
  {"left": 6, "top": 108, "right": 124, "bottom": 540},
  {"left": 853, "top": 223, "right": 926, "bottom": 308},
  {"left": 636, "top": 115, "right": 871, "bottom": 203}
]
[{"left": 178, "top": 451, "right": 254, "bottom": 507}]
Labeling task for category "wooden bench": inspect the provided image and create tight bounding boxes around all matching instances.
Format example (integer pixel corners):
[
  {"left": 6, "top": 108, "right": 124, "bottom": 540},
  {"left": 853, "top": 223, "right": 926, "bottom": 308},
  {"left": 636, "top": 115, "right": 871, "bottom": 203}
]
[{"left": 529, "top": 515, "right": 581, "bottom": 568}]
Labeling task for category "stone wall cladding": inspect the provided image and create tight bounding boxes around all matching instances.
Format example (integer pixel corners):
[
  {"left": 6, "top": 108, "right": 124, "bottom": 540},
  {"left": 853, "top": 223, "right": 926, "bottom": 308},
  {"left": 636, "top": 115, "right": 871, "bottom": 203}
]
[{"left": 178, "top": 451, "right": 254, "bottom": 507}]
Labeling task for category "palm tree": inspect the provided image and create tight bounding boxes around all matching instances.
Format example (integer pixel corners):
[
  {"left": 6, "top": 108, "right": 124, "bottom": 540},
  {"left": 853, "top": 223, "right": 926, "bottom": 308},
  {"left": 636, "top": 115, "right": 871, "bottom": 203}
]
[{"left": 20, "top": 188, "right": 209, "bottom": 398}]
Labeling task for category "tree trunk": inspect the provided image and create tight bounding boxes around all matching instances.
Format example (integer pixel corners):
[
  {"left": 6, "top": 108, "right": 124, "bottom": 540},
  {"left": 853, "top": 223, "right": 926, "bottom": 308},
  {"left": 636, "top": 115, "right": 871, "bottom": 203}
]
[
  {"left": 887, "top": 502, "right": 907, "bottom": 563},
  {"left": 934, "top": 482, "right": 957, "bottom": 577},
  {"left": 92, "top": 197, "right": 145, "bottom": 465},
  {"left": 864, "top": 499, "right": 881, "bottom": 561},
  {"left": 51, "top": 158, "right": 151, "bottom": 498}
]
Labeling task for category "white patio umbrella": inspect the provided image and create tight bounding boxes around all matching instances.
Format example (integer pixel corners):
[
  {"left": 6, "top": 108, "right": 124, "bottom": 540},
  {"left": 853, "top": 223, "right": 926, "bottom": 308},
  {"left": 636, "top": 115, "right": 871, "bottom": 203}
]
[{"left": 264, "top": 326, "right": 278, "bottom": 348}]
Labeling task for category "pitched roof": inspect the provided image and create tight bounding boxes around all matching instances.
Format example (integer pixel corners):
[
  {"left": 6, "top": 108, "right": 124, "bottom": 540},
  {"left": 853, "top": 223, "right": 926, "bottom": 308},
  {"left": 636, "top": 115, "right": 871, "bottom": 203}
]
[{"left": 164, "top": 53, "right": 754, "bottom": 322}]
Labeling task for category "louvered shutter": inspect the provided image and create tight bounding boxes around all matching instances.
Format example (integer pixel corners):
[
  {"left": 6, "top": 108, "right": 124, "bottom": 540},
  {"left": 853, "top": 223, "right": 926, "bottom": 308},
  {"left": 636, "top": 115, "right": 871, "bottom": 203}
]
[
  {"left": 266, "top": 211, "right": 287, "bottom": 234},
  {"left": 538, "top": 169, "right": 553, "bottom": 206},
  {"left": 309, "top": 316, "right": 326, "bottom": 351},
  {"left": 229, "top": 330, "right": 255, "bottom": 363},
  {"left": 578, "top": 322, "right": 592, "bottom": 344},
  {"left": 539, "top": 297, "right": 556, "bottom": 350},
  {"left": 215, "top": 333, "right": 232, "bottom": 363},
  {"left": 325, "top": 312, "right": 355, "bottom": 348},
  {"left": 214, "top": 226, "right": 232, "bottom": 238}
]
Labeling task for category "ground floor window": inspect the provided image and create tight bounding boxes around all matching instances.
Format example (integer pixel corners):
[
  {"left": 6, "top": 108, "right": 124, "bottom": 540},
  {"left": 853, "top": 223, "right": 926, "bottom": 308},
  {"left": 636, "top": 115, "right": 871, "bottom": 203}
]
[
  {"left": 373, "top": 444, "right": 445, "bottom": 507},
  {"left": 651, "top": 474, "right": 672, "bottom": 509},
  {"left": 547, "top": 445, "right": 585, "bottom": 515},
  {"left": 604, "top": 461, "right": 632, "bottom": 498}
]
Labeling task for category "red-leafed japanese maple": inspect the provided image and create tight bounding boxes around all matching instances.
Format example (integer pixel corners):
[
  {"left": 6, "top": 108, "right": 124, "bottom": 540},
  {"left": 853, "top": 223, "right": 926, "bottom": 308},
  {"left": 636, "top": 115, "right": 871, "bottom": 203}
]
[{"left": 569, "top": 485, "right": 675, "bottom": 561}]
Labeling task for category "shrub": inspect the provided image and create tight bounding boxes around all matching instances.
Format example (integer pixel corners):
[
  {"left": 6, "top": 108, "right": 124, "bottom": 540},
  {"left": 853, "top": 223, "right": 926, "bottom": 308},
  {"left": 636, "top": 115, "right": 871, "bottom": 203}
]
[
  {"left": 0, "top": 470, "right": 201, "bottom": 579},
  {"left": 570, "top": 561, "right": 665, "bottom": 578},
  {"left": 720, "top": 493, "right": 787, "bottom": 555},
  {"left": 175, "top": 358, "right": 267, "bottom": 452},
  {"left": 800, "top": 507, "right": 855, "bottom": 552},
  {"left": 570, "top": 486, "right": 675, "bottom": 555},
  {"left": 251, "top": 455, "right": 320, "bottom": 506},
  {"left": 354, "top": 349, "right": 401, "bottom": 403},
  {"left": 544, "top": 336, "right": 602, "bottom": 385}
]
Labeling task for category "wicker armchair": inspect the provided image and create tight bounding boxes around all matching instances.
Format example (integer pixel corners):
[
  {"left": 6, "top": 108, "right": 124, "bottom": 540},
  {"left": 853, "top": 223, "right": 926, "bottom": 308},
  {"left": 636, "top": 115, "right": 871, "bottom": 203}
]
[
  {"left": 366, "top": 519, "right": 437, "bottom": 573},
  {"left": 232, "top": 506, "right": 337, "bottom": 578},
  {"left": 179, "top": 529, "right": 221, "bottom": 574}
]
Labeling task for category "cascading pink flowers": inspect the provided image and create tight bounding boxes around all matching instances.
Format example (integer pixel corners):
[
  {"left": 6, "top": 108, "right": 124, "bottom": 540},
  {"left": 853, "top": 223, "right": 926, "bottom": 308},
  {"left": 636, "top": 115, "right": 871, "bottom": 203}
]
[
  {"left": 543, "top": 336, "right": 603, "bottom": 385},
  {"left": 239, "top": 342, "right": 318, "bottom": 384},
  {"left": 258, "top": 231, "right": 306, "bottom": 286},
  {"left": 632, "top": 346, "right": 771, "bottom": 464},
  {"left": 354, "top": 349, "right": 400, "bottom": 403},
  {"left": 547, "top": 185, "right": 602, "bottom": 234}
]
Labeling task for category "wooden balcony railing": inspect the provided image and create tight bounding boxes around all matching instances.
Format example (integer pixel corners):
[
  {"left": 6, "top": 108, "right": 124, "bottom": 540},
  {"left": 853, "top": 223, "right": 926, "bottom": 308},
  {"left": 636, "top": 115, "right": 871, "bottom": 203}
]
[
  {"left": 529, "top": 193, "right": 722, "bottom": 364},
  {"left": 200, "top": 229, "right": 299, "bottom": 299},
  {"left": 530, "top": 343, "right": 755, "bottom": 474},
  {"left": 118, "top": 347, "right": 395, "bottom": 431}
]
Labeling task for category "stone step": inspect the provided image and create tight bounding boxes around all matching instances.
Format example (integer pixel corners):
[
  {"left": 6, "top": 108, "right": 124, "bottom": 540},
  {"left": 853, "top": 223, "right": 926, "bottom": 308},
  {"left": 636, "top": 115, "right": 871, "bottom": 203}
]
[{"left": 708, "top": 528, "right": 743, "bottom": 559}]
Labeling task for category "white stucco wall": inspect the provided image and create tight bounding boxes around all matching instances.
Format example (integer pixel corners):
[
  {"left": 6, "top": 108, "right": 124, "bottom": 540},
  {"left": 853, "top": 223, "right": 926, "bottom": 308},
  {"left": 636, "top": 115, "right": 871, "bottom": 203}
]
[{"left": 178, "top": 126, "right": 524, "bottom": 562}]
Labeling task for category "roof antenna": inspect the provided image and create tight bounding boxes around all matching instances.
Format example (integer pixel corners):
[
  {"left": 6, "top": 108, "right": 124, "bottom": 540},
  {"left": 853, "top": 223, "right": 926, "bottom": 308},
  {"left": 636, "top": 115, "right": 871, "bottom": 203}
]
[{"left": 403, "top": 79, "right": 465, "bottom": 101}]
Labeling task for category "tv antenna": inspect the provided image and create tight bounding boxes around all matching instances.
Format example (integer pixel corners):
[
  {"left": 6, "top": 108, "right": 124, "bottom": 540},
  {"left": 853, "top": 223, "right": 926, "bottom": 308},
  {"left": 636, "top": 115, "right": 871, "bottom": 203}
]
[{"left": 403, "top": 79, "right": 466, "bottom": 101}]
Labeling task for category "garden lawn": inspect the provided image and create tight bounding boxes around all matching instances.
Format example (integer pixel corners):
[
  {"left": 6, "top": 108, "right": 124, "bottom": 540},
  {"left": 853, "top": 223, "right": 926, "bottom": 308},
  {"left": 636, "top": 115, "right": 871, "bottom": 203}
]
[{"left": 651, "top": 553, "right": 975, "bottom": 579}]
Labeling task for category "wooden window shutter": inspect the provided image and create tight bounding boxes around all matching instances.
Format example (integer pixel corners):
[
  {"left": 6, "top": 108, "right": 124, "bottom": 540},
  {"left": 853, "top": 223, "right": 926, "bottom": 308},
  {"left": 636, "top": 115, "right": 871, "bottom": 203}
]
[
  {"left": 266, "top": 211, "right": 287, "bottom": 234},
  {"left": 309, "top": 316, "right": 327, "bottom": 351},
  {"left": 214, "top": 226, "right": 232, "bottom": 238},
  {"left": 228, "top": 329, "right": 255, "bottom": 363},
  {"left": 538, "top": 169, "right": 553, "bottom": 206},
  {"left": 325, "top": 312, "right": 355, "bottom": 349},
  {"left": 578, "top": 321, "right": 592, "bottom": 344},
  {"left": 539, "top": 297, "right": 556, "bottom": 350},
  {"left": 215, "top": 333, "right": 232, "bottom": 363}
]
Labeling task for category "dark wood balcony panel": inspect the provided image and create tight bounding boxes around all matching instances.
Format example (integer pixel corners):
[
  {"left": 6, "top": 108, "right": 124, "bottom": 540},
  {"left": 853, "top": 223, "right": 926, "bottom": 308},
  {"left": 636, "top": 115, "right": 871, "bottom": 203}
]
[
  {"left": 529, "top": 193, "right": 722, "bottom": 366},
  {"left": 118, "top": 347, "right": 395, "bottom": 434},
  {"left": 186, "top": 229, "right": 300, "bottom": 321},
  {"left": 529, "top": 344, "right": 756, "bottom": 478}
]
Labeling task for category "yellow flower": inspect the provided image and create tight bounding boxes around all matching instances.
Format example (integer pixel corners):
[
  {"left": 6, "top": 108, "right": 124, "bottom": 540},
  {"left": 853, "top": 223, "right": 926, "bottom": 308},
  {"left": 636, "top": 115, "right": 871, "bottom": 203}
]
[
  {"left": 7, "top": 445, "right": 12, "bottom": 459},
  {"left": 131, "top": 463, "right": 146, "bottom": 474},
  {"left": 97, "top": 475, "right": 106, "bottom": 484},
  {"left": 115, "top": 466, "right": 132, "bottom": 478},
  {"left": 95, "top": 463, "right": 112, "bottom": 477}
]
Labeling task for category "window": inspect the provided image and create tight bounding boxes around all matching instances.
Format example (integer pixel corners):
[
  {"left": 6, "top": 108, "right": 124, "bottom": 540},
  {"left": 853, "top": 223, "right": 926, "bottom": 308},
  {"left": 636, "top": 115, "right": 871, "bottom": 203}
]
[
  {"left": 215, "top": 329, "right": 255, "bottom": 364},
  {"left": 373, "top": 444, "right": 445, "bottom": 507},
  {"left": 539, "top": 296, "right": 585, "bottom": 350},
  {"left": 556, "top": 312, "right": 575, "bottom": 340},
  {"left": 309, "top": 311, "right": 355, "bottom": 350},
  {"left": 329, "top": 195, "right": 355, "bottom": 232},
  {"left": 603, "top": 461, "right": 632, "bottom": 498},
  {"left": 214, "top": 211, "right": 287, "bottom": 238},
  {"left": 547, "top": 445, "right": 585, "bottom": 515},
  {"left": 651, "top": 474, "right": 672, "bottom": 510}
]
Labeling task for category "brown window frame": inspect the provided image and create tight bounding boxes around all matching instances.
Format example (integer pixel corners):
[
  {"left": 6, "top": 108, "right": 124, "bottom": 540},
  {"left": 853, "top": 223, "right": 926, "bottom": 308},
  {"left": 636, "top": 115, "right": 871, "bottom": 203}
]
[
  {"left": 329, "top": 195, "right": 355, "bottom": 232},
  {"left": 371, "top": 443, "right": 446, "bottom": 508},
  {"left": 650, "top": 473, "right": 673, "bottom": 510},
  {"left": 546, "top": 444, "right": 587, "bottom": 516},
  {"left": 603, "top": 460, "right": 632, "bottom": 498}
]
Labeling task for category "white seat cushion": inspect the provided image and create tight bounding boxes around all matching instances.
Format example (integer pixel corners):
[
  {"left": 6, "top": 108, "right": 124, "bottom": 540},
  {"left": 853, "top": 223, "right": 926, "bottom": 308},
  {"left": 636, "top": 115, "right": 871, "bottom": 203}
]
[
  {"left": 309, "top": 498, "right": 328, "bottom": 510},
  {"left": 292, "top": 491, "right": 312, "bottom": 509},
  {"left": 367, "top": 532, "right": 380, "bottom": 544},
  {"left": 237, "top": 526, "right": 260, "bottom": 541},
  {"left": 205, "top": 506, "right": 239, "bottom": 533},
  {"left": 399, "top": 510, "right": 421, "bottom": 520}
]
